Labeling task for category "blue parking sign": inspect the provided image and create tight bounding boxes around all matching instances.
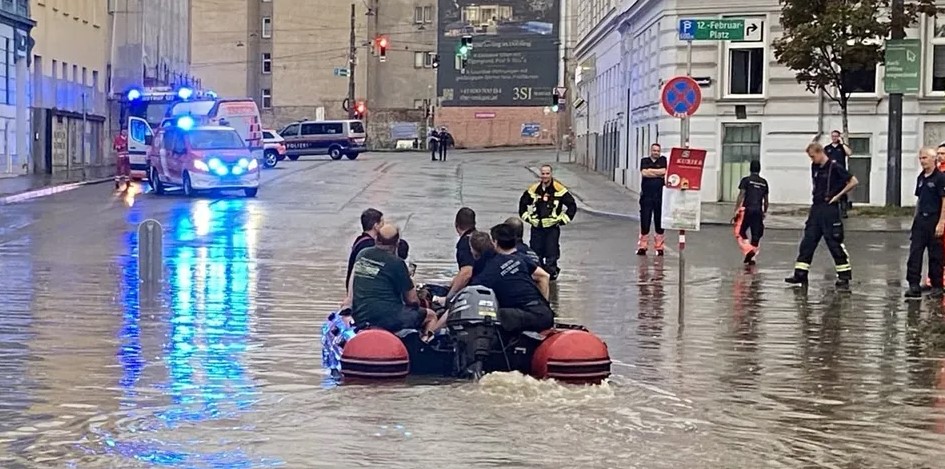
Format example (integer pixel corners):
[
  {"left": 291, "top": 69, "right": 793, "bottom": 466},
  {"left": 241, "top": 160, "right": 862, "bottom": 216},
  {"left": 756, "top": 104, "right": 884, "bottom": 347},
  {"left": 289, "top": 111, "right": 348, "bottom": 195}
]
[{"left": 678, "top": 19, "right": 695, "bottom": 40}]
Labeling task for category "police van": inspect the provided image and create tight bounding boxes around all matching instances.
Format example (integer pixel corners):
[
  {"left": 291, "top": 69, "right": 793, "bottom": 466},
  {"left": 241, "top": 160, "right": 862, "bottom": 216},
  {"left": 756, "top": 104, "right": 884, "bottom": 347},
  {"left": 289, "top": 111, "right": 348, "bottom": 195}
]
[{"left": 278, "top": 119, "right": 366, "bottom": 160}]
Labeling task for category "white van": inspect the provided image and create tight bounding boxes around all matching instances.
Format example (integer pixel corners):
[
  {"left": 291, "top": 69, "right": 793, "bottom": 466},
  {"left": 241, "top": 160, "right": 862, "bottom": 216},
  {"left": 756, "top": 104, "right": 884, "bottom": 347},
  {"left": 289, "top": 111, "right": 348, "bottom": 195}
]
[{"left": 166, "top": 98, "right": 264, "bottom": 165}]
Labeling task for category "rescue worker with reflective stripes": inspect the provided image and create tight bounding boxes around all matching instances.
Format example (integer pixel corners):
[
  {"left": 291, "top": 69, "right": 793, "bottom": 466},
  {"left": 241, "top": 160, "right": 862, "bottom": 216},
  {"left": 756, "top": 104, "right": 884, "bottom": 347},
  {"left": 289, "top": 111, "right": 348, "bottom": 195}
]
[
  {"left": 732, "top": 159, "right": 768, "bottom": 265},
  {"left": 638, "top": 143, "right": 667, "bottom": 256},
  {"left": 519, "top": 164, "right": 577, "bottom": 281},
  {"left": 785, "top": 142, "right": 859, "bottom": 288},
  {"left": 905, "top": 147, "right": 945, "bottom": 299},
  {"left": 923, "top": 143, "right": 945, "bottom": 289}
]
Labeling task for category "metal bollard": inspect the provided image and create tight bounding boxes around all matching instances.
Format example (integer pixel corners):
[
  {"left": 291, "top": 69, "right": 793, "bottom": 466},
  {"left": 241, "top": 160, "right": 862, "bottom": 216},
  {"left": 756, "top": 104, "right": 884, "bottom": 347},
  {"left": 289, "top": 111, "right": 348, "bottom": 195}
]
[{"left": 137, "top": 219, "right": 164, "bottom": 284}]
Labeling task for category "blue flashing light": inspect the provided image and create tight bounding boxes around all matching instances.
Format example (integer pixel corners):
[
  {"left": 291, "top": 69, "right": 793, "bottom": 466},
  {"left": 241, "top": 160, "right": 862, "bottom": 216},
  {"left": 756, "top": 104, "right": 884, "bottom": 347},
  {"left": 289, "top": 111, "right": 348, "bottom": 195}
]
[
  {"left": 127, "top": 89, "right": 142, "bottom": 101},
  {"left": 177, "top": 87, "right": 194, "bottom": 100},
  {"left": 176, "top": 115, "right": 195, "bottom": 130},
  {"left": 213, "top": 166, "right": 228, "bottom": 176}
]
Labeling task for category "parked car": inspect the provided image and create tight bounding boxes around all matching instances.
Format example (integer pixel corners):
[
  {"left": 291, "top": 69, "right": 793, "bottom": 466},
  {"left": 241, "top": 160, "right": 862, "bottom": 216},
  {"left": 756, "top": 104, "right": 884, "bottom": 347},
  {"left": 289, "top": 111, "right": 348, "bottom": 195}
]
[
  {"left": 262, "top": 129, "right": 286, "bottom": 168},
  {"left": 279, "top": 119, "right": 366, "bottom": 161}
]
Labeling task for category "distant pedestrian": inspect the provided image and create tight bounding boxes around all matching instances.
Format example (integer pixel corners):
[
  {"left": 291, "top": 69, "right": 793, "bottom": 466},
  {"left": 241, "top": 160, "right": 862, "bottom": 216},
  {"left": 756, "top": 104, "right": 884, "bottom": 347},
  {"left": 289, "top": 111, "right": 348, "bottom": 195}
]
[
  {"left": 637, "top": 143, "right": 667, "bottom": 256},
  {"left": 824, "top": 130, "right": 853, "bottom": 217},
  {"left": 113, "top": 129, "right": 130, "bottom": 189},
  {"left": 438, "top": 126, "right": 454, "bottom": 161},
  {"left": 784, "top": 142, "right": 859, "bottom": 289},
  {"left": 732, "top": 159, "right": 768, "bottom": 265},
  {"left": 905, "top": 147, "right": 945, "bottom": 299},
  {"left": 428, "top": 128, "right": 440, "bottom": 161}
]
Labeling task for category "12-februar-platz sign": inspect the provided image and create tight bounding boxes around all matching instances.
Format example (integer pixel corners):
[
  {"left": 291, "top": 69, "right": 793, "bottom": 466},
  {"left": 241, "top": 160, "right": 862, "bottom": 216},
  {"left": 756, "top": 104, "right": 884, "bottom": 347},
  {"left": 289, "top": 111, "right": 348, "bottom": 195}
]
[
  {"left": 436, "top": 0, "right": 560, "bottom": 107},
  {"left": 885, "top": 39, "right": 920, "bottom": 94}
]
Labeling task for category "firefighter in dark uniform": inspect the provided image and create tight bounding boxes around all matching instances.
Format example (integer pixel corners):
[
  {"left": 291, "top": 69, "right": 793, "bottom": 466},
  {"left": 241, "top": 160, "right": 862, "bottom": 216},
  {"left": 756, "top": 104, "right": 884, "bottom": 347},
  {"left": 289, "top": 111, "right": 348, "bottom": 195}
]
[
  {"left": 519, "top": 164, "right": 577, "bottom": 281},
  {"left": 732, "top": 159, "right": 769, "bottom": 265},
  {"left": 905, "top": 147, "right": 945, "bottom": 298},
  {"left": 785, "top": 142, "right": 859, "bottom": 288},
  {"left": 638, "top": 143, "right": 667, "bottom": 256}
]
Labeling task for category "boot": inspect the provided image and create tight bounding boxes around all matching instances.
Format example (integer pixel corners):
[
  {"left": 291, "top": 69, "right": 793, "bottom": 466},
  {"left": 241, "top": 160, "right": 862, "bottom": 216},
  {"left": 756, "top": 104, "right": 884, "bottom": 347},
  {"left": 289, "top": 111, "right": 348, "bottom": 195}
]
[
  {"left": 654, "top": 234, "right": 665, "bottom": 256},
  {"left": 835, "top": 271, "right": 852, "bottom": 290},
  {"left": 744, "top": 248, "right": 757, "bottom": 265},
  {"left": 636, "top": 234, "right": 648, "bottom": 256},
  {"left": 784, "top": 270, "right": 808, "bottom": 286},
  {"left": 905, "top": 284, "right": 923, "bottom": 298}
]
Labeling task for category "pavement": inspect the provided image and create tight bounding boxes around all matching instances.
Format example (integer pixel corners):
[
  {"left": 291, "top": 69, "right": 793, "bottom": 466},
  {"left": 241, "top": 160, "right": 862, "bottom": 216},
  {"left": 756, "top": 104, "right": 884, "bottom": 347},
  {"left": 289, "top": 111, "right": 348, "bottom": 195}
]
[
  {"left": 0, "top": 166, "right": 113, "bottom": 204},
  {"left": 536, "top": 162, "right": 914, "bottom": 232}
]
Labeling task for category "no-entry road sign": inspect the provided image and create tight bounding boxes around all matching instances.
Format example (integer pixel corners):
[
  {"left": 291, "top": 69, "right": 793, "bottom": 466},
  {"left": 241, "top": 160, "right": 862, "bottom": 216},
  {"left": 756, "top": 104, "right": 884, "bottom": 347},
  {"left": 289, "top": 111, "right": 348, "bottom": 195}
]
[{"left": 661, "top": 76, "right": 702, "bottom": 118}]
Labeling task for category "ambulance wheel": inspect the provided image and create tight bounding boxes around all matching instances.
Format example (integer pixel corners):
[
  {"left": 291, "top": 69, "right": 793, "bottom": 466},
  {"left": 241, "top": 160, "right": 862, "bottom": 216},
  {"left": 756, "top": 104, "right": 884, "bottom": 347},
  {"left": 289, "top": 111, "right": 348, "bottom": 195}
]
[
  {"left": 244, "top": 188, "right": 258, "bottom": 198},
  {"left": 329, "top": 146, "right": 343, "bottom": 160},
  {"left": 150, "top": 167, "right": 165, "bottom": 195},
  {"left": 182, "top": 172, "right": 195, "bottom": 197}
]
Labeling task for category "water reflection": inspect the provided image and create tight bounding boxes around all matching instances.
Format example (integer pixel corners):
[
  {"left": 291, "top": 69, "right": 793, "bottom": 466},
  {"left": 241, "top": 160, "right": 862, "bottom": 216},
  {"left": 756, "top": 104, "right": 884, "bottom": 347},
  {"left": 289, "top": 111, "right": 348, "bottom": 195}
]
[{"left": 102, "top": 199, "right": 277, "bottom": 467}]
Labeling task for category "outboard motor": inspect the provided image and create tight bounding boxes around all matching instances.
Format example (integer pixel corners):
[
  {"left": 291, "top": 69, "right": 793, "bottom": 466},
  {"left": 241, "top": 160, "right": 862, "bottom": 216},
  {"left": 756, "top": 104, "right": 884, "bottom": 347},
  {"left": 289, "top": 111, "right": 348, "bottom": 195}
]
[{"left": 445, "top": 286, "right": 500, "bottom": 379}]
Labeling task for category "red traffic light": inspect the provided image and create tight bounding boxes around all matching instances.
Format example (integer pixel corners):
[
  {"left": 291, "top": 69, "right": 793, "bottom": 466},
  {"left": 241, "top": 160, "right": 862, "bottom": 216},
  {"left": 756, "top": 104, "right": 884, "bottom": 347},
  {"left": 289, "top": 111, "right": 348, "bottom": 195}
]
[
  {"left": 354, "top": 101, "right": 367, "bottom": 116},
  {"left": 377, "top": 37, "right": 388, "bottom": 48}
]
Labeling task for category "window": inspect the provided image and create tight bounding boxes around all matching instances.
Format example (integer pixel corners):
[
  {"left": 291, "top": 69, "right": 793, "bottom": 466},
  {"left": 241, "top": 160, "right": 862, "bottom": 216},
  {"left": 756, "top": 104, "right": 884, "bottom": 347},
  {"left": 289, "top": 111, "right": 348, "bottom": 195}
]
[
  {"left": 424, "top": 6, "right": 432, "bottom": 23},
  {"left": 0, "top": 38, "right": 8, "bottom": 105},
  {"left": 931, "top": 17, "right": 945, "bottom": 92},
  {"left": 280, "top": 123, "right": 300, "bottom": 137},
  {"left": 262, "top": 17, "right": 272, "bottom": 38},
  {"left": 301, "top": 123, "right": 320, "bottom": 135},
  {"left": 414, "top": 99, "right": 425, "bottom": 109},
  {"left": 262, "top": 130, "right": 274, "bottom": 139},
  {"left": 721, "top": 124, "right": 761, "bottom": 201},
  {"left": 728, "top": 47, "right": 764, "bottom": 95},
  {"left": 414, "top": 6, "right": 423, "bottom": 23},
  {"left": 261, "top": 88, "right": 271, "bottom": 109},
  {"left": 262, "top": 52, "right": 272, "bottom": 73},
  {"left": 81, "top": 67, "right": 87, "bottom": 85},
  {"left": 414, "top": 51, "right": 434, "bottom": 68},
  {"left": 841, "top": 64, "right": 877, "bottom": 94}
]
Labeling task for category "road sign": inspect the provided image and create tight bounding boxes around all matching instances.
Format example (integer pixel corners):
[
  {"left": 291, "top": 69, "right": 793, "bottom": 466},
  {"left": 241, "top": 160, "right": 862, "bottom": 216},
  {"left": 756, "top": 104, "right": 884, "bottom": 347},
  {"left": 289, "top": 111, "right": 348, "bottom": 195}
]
[
  {"left": 554, "top": 86, "right": 567, "bottom": 98},
  {"left": 678, "top": 18, "right": 750, "bottom": 41},
  {"left": 333, "top": 67, "right": 350, "bottom": 77},
  {"left": 665, "top": 147, "right": 708, "bottom": 190},
  {"left": 661, "top": 76, "right": 702, "bottom": 118},
  {"left": 885, "top": 39, "right": 920, "bottom": 94},
  {"left": 662, "top": 189, "right": 702, "bottom": 231}
]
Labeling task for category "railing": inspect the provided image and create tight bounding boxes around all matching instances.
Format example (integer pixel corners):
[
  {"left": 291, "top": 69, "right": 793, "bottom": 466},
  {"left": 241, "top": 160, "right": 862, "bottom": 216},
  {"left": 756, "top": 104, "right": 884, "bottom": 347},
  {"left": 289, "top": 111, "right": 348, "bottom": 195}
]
[{"left": 33, "top": 75, "right": 107, "bottom": 116}]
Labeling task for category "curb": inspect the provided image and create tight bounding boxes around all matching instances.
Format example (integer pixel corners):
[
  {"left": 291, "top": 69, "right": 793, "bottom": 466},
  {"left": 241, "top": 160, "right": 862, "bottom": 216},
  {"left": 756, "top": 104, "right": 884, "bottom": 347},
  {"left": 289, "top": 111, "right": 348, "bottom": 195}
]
[
  {"left": 0, "top": 177, "right": 113, "bottom": 205},
  {"left": 527, "top": 166, "right": 912, "bottom": 233}
]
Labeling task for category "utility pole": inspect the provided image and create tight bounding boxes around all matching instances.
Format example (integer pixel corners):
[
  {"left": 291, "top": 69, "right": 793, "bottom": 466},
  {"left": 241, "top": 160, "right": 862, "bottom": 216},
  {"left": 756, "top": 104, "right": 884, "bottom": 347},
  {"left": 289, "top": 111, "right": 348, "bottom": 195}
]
[
  {"left": 886, "top": 0, "right": 905, "bottom": 207},
  {"left": 347, "top": 3, "right": 357, "bottom": 119}
]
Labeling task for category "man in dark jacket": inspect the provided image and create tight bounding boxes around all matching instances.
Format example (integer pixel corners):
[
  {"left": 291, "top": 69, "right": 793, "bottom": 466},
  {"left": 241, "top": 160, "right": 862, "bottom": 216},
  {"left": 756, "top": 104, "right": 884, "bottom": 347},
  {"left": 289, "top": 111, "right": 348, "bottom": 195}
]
[
  {"left": 345, "top": 208, "right": 409, "bottom": 291},
  {"left": 519, "top": 164, "right": 577, "bottom": 280},
  {"left": 437, "top": 126, "right": 454, "bottom": 161}
]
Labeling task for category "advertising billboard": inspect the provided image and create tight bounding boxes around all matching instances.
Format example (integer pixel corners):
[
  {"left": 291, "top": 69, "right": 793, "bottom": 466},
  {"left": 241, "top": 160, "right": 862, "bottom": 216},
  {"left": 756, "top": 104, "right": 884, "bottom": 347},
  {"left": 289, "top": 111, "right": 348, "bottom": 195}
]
[{"left": 436, "top": 0, "right": 560, "bottom": 107}]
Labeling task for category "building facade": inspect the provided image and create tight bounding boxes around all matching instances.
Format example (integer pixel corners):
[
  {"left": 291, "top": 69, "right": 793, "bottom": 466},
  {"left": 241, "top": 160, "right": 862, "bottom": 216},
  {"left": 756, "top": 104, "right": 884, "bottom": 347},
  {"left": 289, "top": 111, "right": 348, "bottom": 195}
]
[
  {"left": 29, "top": 0, "right": 110, "bottom": 175},
  {"left": 0, "top": 0, "right": 33, "bottom": 176},
  {"left": 109, "top": 0, "right": 191, "bottom": 96},
  {"left": 190, "top": 0, "right": 434, "bottom": 147},
  {"left": 573, "top": 0, "right": 945, "bottom": 206}
]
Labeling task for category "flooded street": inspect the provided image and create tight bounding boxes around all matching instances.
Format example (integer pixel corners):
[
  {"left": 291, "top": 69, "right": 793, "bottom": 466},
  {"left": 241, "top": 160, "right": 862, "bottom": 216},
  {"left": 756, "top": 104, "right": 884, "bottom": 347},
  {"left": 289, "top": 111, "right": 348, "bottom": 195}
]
[{"left": 1, "top": 151, "right": 944, "bottom": 468}]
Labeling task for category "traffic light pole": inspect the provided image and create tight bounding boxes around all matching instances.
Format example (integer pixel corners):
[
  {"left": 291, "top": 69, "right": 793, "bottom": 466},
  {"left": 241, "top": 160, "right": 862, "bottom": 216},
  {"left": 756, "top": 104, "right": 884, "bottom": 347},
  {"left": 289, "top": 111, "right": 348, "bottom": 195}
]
[{"left": 347, "top": 3, "right": 357, "bottom": 119}]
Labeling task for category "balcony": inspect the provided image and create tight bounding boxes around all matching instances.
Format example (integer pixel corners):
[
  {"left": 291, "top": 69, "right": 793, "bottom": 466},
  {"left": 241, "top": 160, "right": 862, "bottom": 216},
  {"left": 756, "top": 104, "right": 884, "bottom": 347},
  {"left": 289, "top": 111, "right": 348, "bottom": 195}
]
[{"left": 32, "top": 74, "right": 107, "bottom": 117}]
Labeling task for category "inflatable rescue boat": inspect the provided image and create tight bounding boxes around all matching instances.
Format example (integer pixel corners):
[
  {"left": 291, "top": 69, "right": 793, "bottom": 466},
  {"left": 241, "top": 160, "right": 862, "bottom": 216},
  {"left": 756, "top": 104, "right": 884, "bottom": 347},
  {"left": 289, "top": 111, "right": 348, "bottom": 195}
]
[{"left": 321, "top": 285, "right": 611, "bottom": 384}]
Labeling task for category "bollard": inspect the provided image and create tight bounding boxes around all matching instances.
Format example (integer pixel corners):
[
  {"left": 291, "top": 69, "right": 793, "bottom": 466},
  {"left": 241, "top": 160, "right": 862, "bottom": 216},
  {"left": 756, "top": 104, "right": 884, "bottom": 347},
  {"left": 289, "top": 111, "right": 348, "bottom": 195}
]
[{"left": 137, "top": 219, "right": 164, "bottom": 284}]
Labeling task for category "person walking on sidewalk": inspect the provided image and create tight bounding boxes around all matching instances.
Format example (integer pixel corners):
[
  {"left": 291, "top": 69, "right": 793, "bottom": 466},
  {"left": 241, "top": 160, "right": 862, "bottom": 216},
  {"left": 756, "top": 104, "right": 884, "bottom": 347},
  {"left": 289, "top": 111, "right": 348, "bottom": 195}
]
[
  {"left": 519, "top": 164, "right": 577, "bottom": 281},
  {"left": 637, "top": 143, "right": 667, "bottom": 256},
  {"left": 785, "top": 142, "right": 859, "bottom": 289},
  {"left": 732, "top": 160, "right": 769, "bottom": 265},
  {"left": 905, "top": 147, "right": 945, "bottom": 299},
  {"left": 824, "top": 130, "right": 853, "bottom": 218}
]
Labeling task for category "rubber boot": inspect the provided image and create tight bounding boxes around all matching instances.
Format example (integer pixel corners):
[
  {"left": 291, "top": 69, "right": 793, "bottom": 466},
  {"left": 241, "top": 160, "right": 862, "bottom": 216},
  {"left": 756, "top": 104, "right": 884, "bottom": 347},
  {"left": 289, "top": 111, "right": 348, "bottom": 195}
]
[
  {"left": 784, "top": 269, "right": 808, "bottom": 286},
  {"left": 654, "top": 234, "right": 665, "bottom": 256},
  {"left": 636, "top": 234, "right": 648, "bottom": 256},
  {"left": 835, "top": 270, "right": 852, "bottom": 289}
]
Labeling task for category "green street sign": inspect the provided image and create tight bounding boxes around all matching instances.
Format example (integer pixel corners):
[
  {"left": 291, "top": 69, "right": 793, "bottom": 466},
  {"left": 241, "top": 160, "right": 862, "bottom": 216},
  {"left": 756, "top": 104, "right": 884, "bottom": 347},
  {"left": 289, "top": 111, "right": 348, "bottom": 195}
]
[
  {"left": 678, "top": 19, "right": 748, "bottom": 41},
  {"left": 884, "top": 39, "right": 920, "bottom": 94}
]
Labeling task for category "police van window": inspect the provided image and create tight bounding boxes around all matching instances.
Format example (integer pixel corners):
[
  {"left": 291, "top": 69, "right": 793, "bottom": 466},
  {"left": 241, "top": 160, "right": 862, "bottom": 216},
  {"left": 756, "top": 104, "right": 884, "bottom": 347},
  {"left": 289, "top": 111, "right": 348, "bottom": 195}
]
[
  {"left": 324, "top": 123, "right": 343, "bottom": 134},
  {"left": 349, "top": 121, "right": 365, "bottom": 133},
  {"left": 301, "top": 123, "right": 321, "bottom": 135},
  {"left": 130, "top": 119, "right": 148, "bottom": 142},
  {"left": 280, "top": 124, "right": 300, "bottom": 137}
]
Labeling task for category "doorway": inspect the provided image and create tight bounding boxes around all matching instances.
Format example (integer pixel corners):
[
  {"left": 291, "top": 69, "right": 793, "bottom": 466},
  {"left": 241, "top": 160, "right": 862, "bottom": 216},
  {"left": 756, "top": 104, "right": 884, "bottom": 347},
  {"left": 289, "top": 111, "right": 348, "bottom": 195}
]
[
  {"left": 846, "top": 136, "right": 871, "bottom": 204},
  {"left": 720, "top": 124, "right": 761, "bottom": 202}
]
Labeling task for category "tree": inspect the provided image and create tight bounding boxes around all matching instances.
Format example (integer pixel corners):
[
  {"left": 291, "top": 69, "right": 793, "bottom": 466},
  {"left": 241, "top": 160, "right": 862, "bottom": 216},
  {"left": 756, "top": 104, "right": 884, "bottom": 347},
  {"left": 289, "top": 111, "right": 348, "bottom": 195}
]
[{"left": 773, "top": 0, "right": 939, "bottom": 140}]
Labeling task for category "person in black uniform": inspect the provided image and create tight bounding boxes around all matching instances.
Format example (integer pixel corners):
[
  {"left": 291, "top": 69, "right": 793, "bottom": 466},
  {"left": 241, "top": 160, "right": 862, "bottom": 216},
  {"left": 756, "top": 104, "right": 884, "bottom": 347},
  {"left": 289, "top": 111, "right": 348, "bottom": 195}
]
[
  {"left": 638, "top": 143, "right": 667, "bottom": 256},
  {"left": 519, "top": 164, "right": 577, "bottom": 280},
  {"left": 785, "top": 142, "right": 859, "bottom": 288},
  {"left": 824, "top": 130, "right": 853, "bottom": 217},
  {"left": 732, "top": 160, "right": 769, "bottom": 265},
  {"left": 905, "top": 147, "right": 945, "bottom": 298},
  {"left": 438, "top": 127, "right": 454, "bottom": 161}
]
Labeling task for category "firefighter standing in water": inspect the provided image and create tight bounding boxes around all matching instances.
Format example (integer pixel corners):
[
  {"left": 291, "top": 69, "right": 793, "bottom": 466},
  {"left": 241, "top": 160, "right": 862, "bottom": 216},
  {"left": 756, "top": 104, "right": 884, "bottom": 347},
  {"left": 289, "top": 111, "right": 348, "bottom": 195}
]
[
  {"left": 785, "top": 142, "right": 859, "bottom": 288},
  {"left": 113, "top": 129, "right": 130, "bottom": 190},
  {"left": 905, "top": 147, "right": 945, "bottom": 299},
  {"left": 519, "top": 164, "right": 577, "bottom": 281},
  {"left": 923, "top": 142, "right": 945, "bottom": 290},
  {"left": 637, "top": 143, "right": 667, "bottom": 256},
  {"left": 731, "top": 160, "right": 769, "bottom": 265}
]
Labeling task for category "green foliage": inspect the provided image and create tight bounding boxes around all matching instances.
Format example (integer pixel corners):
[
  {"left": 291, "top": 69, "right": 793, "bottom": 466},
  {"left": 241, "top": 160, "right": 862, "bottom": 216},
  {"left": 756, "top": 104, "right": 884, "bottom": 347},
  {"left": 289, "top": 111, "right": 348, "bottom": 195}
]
[{"left": 773, "top": 0, "right": 939, "bottom": 105}]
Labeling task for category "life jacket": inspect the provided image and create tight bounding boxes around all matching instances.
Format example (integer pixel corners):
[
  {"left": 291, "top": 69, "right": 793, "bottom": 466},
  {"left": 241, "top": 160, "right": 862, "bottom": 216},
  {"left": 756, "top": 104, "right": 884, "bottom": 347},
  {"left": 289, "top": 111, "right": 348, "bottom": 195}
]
[{"left": 523, "top": 179, "right": 570, "bottom": 221}]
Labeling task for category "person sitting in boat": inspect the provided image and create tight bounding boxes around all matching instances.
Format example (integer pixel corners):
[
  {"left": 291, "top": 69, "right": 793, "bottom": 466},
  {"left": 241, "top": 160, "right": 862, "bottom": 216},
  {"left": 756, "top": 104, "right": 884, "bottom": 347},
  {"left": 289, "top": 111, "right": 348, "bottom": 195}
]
[
  {"left": 347, "top": 223, "right": 440, "bottom": 337},
  {"left": 345, "top": 208, "right": 410, "bottom": 292},
  {"left": 469, "top": 230, "right": 496, "bottom": 275},
  {"left": 503, "top": 216, "right": 541, "bottom": 265},
  {"left": 469, "top": 223, "right": 554, "bottom": 334}
]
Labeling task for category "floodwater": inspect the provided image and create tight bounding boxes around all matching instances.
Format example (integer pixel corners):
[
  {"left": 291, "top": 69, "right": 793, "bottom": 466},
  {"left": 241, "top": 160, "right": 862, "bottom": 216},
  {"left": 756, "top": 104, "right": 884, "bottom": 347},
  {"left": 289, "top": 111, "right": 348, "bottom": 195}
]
[{"left": 1, "top": 154, "right": 945, "bottom": 468}]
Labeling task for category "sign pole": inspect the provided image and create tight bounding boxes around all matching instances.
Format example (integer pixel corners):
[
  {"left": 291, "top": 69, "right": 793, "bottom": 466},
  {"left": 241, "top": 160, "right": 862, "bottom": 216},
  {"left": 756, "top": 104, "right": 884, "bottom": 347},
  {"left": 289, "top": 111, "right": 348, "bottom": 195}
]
[{"left": 677, "top": 40, "right": 693, "bottom": 317}]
